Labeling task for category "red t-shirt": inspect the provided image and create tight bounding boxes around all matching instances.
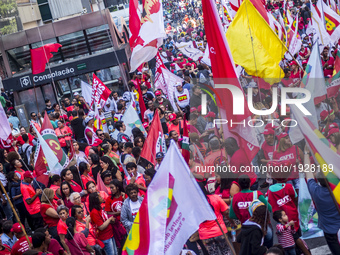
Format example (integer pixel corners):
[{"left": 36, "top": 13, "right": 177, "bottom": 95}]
[
  {"left": 69, "top": 180, "right": 83, "bottom": 193},
  {"left": 57, "top": 219, "right": 67, "bottom": 235},
  {"left": 40, "top": 203, "right": 59, "bottom": 227},
  {"left": 267, "top": 183, "right": 299, "bottom": 231},
  {"left": 232, "top": 190, "right": 264, "bottom": 223},
  {"left": 204, "top": 149, "right": 227, "bottom": 177},
  {"left": 105, "top": 195, "right": 124, "bottom": 221},
  {"left": 199, "top": 195, "right": 228, "bottom": 240},
  {"left": 47, "top": 239, "right": 64, "bottom": 255},
  {"left": 229, "top": 149, "right": 257, "bottom": 186},
  {"left": 75, "top": 220, "right": 97, "bottom": 246},
  {"left": 10, "top": 236, "right": 32, "bottom": 255},
  {"left": 273, "top": 145, "right": 301, "bottom": 179},
  {"left": 81, "top": 175, "right": 95, "bottom": 189},
  {"left": 90, "top": 208, "right": 113, "bottom": 241},
  {"left": 321, "top": 56, "right": 335, "bottom": 77},
  {"left": 21, "top": 182, "right": 41, "bottom": 214},
  {"left": 16, "top": 133, "right": 34, "bottom": 146}
]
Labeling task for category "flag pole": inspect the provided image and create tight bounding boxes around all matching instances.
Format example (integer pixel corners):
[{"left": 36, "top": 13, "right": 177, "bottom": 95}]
[
  {"left": 215, "top": 219, "right": 237, "bottom": 255},
  {"left": 0, "top": 181, "right": 31, "bottom": 246}
]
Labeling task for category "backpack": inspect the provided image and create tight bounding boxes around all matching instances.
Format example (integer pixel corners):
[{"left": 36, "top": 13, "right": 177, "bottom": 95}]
[{"left": 20, "top": 145, "right": 31, "bottom": 166}]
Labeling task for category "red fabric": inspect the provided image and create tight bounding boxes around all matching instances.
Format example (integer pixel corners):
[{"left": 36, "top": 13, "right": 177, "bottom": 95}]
[
  {"left": 129, "top": 0, "right": 141, "bottom": 49},
  {"left": 16, "top": 133, "right": 34, "bottom": 146},
  {"left": 91, "top": 74, "right": 112, "bottom": 107},
  {"left": 261, "top": 140, "right": 275, "bottom": 160},
  {"left": 55, "top": 126, "right": 72, "bottom": 147},
  {"left": 10, "top": 236, "right": 32, "bottom": 255},
  {"left": 105, "top": 195, "right": 124, "bottom": 221},
  {"left": 21, "top": 182, "right": 41, "bottom": 214},
  {"left": 75, "top": 220, "right": 97, "bottom": 246},
  {"left": 267, "top": 183, "right": 300, "bottom": 231},
  {"left": 135, "top": 79, "right": 147, "bottom": 122},
  {"left": 66, "top": 233, "right": 91, "bottom": 255},
  {"left": 90, "top": 208, "right": 113, "bottom": 241},
  {"left": 40, "top": 203, "right": 59, "bottom": 227},
  {"left": 322, "top": 56, "right": 335, "bottom": 77},
  {"left": 69, "top": 180, "right": 83, "bottom": 193},
  {"left": 232, "top": 190, "right": 264, "bottom": 223},
  {"left": 276, "top": 223, "right": 295, "bottom": 248},
  {"left": 140, "top": 111, "right": 165, "bottom": 165},
  {"left": 273, "top": 145, "right": 301, "bottom": 179},
  {"left": 81, "top": 174, "right": 96, "bottom": 188},
  {"left": 229, "top": 149, "right": 257, "bottom": 186},
  {"left": 47, "top": 239, "right": 64, "bottom": 255},
  {"left": 30, "top": 44, "right": 62, "bottom": 74},
  {"left": 57, "top": 219, "right": 67, "bottom": 235},
  {"left": 182, "top": 115, "right": 190, "bottom": 164}
]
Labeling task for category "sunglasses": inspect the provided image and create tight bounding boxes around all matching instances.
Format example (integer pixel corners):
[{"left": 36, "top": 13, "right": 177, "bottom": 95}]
[
  {"left": 98, "top": 133, "right": 104, "bottom": 136},
  {"left": 32, "top": 115, "right": 37, "bottom": 117},
  {"left": 77, "top": 210, "right": 84, "bottom": 214}
]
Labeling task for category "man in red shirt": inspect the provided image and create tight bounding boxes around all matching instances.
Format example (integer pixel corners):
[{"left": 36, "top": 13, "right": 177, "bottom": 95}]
[
  {"left": 167, "top": 113, "right": 184, "bottom": 135},
  {"left": 321, "top": 46, "right": 335, "bottom": 77},
  {"left": 20, "top": 171, "right": 44, "bottom": 231},
  {"left": 10, "top": 223, "right": 32, "bottom": 255},
  {"left": 16, "top": 127, "right": 34, "bottom": 146},
  {"left": 225, "top": 137, "right": 258, "bottom": 188}
]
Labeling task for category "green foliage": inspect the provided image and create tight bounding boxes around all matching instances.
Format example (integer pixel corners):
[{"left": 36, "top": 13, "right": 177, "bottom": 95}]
[
  {"left": 0, "top": 0, "right": 18, "bottom": 19},
  {"left": 1, "top": 18, "right": 17, "bottom": 35}
]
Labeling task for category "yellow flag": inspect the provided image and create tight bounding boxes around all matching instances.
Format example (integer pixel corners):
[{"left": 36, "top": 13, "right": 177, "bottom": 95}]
[{"left": 226, "top": 0, "right": 288, "bottom": 83}]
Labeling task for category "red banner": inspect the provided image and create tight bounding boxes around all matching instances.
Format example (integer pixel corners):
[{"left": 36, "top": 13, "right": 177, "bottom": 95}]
[{"left": 90, "top": 74, "right": 111, "bottom": 107}]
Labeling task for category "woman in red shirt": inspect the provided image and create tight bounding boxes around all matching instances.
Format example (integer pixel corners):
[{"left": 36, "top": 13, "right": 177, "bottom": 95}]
[
  {"left": 79, "top": 162, "right": 95, "bottom": 189},
  {"left": 89, "top": 192, "right": 118, "bottom": 255},
  {"left": 11, "top": 159, "right": 25, "bottom": 180},
  {"left": 55, "top": 121, "right": 72, "bottom": 155},
  {"left": 48, "top": 175, "right": 62, "bottom": 202},
  {"left": 85, "top": 181, "right": 108, "bottom": 210},
  {"left": 57, "top": 205, "right": 70, "bottom": 254},
  {"left": 40, "top": 188, "right": 60, "bottom": 242},
  {"left": 105, "top": 180, "right": 125, "bottom": 221},
  {"left": 60, "top": 181, "right": 74, "bottom": 209},
  {"left": 61, "top": 168, "right": 83, "bottom": 193}
]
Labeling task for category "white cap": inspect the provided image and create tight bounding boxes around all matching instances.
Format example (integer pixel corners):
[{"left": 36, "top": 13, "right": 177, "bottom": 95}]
[
  {"left": 74, "top": 92, "right": 79, "bottom": 96},
  {"left": 174, "top": 82, "right": 182, "bottom": 87}
]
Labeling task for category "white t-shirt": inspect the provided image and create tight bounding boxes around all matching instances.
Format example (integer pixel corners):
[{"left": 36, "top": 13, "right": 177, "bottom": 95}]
[
  {"left": 175, "top": 88, "right": 190, "bottom": 108},
  {"left": 130, "top": 200, "right": 141, "bottom": 220}
]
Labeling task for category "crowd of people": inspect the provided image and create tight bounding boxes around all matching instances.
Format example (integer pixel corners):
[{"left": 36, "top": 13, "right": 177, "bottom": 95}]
[{"left": 0, "top": 0, "right": 339, "bottom": 255}]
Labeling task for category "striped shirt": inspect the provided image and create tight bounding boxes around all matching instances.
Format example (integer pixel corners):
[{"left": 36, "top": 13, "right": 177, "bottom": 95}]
[{"left": 276, "top": 223, "right": 295, "bottom": 248}]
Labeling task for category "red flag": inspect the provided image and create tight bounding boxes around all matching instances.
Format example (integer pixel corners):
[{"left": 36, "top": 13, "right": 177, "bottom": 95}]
[
  {"left": 181, "top": 116, "right": 190, "bottom": 164},
  {"left": 202, "top": 0, "right": 259, "bottom": 162},
  {"left": 30, "top": 43, "right": 62, "bottom": 74},
  {"left": 140, "top": 111, "right": 166, "bottom": 165},
  {"left": 129, "top": 0, "right": 141, "bottom": 49},
  {"left": 91, "top": 74, "right": 111, "bottom": 107},
  {"left": 134, "top": 79, "right": 147, "bottom": 122}
]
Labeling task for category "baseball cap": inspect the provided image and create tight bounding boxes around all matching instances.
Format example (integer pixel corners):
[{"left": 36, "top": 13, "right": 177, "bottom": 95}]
[
  {"left": 11, "top": 223, "right": 23, "bottom": 234},
  {"left": 137, "top": 71, "right": 142, "bottom": 75},
  {"left": 85, "top": 116, "right": 94, "bottom": 124},
  {"left": 173, "top": 58, "right": 178, "bottom": 61},
  {"left": 156, "top": 152, "right": 165, "bottom": 159},
  {"left": 174, "top": 82, "right": 182, "bottom": 87},
  {"left": 264, "top": 123, "right": 275, "bottom": 130},
  {"left": 302, "top": 60, "right": 308, "bottom": 65},
  {"left": 23, "top": 171, "right": 33, "bottom": 179},
  {"left": 178, "top": 53, "right": 183, "bottom": 56},
  {"left": 197, "top": 105, "right": 202, "bottom": 113},
  {"left": 206, "top": 111, "right": 216, "bottom": 118},
  {"left": 248, "top": 200, "right": 265, "bottom": 217},
  {"left": 327, "top": 128, "right": 339, "bottom": 137},
  {"left": 169, "top": 113, "right": 177, "bottom": 121},
  {"left": 142, "top": 122, "right": 149, "bottom": 128},
  {"left": 190, "top": 107, "right": 197, "bottom": 113},
  {"left": 277, "top": 132, "right": 288, "bottom": 141},
  {"left": 158, "top": 47, "right": 163, "bottom": 51},
  {"left": 155, "top": 90, "right": 162, "bottom": 96},
  {"left": 289, "top": 60, "right": 298, "bottom": 66},
  {"left": 320, "top": 109, "right": 334, "bottom": 121},
  {"left": 170, "top": 63, "right": 175, "bottom": 67},
  {"left": 188, "top": 58, "right": 193, "bottom": 61},
  {"left": 73, "top": 92, "right": 79, "bottom": 96},
  {"left": 263, "top": 128, "right": 275, "bottom": 135}
]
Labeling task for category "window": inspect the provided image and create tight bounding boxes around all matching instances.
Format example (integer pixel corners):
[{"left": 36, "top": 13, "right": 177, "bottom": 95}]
[
  {"left": 58, "top": 31, "right": 89, "bottom": 61},
  {"left": 6, "top": 45, "right": 31, "bottom": 75},
  {"left": 31, "top": 38, "right": 62, "bottom": 66},
  {"left": 37, "top": 0, "right": 52, "bottom": 21},
  {"left": 86, "top": 25, "right": 113, "bottom": 54}
]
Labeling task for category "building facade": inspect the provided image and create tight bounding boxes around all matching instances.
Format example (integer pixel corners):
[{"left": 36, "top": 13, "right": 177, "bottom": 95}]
[{"left": 0, "top": 9, "right": 131, "bottom": 126}]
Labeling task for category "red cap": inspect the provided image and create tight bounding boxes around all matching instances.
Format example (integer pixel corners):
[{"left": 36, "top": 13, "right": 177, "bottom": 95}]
[
  {"left": 264, "top": 123, "right": 275, "bottom": 130},
  {"left": 263, "top": 128, "right": 275, "bottom": 135},
  {"left": 158, "top": 47, "right": 163, "bottom": 51},
  {"left": 329, "top": 123, "right": 339, "bottom": 130},
  {"left": 188, "top": 58, "right": 193, "bottom": 61},
  {"left": 205, "top": 111, "right": 216, "bottom": 118},
  {"left": 289, "top": 60, "right": 298, "bottom": 66},
  {"left": 11, "top": 223, "right": 23, "bottom": 233},
  {"left": 277, "top": 132, "right": 288, "bottom": 141},
  {"left": 142, "top": 122, "right": 149, "bottom": 128},
  {"left": 178, "top": 53, "right": 183, "bottom": 56},
  {"left": 170, "top": 63, "right": 175, "bottom": 67},
  {"left": 327, "top": 128, "right": 339, "bottom": 137},
  {"left": 190, "top": 107, "right": 197, "bottom": 113},
  {"left": 23, "top": 171, "right": 33, "bottom": 179},
  {"left": 169, "top": 113, "right": 177, "bottom": 122},
  {"left": 155, "top": 90, "right": 161, "bottom": 96},
  {"left": 320, "top": 109, "right": 334, "bottom": 121},
  {"left": 185, "top": 63, "right": 191, "bottom": 67},
  {"left": 197, "top": 105, "right": 202, "bottom": 113},
  {"left": 302, "top": 60, "right": 308, "bottom": 65}
]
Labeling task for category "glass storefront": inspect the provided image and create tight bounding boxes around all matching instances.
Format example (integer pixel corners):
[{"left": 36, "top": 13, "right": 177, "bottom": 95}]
[
  {"left": 58, "top": 31, "right": 89, "bottom": 61},
  {"left": 86, "top": 25, "right": 113, "bottom": 54},
  {"left": 7, "top": 45, "right": 31, "bottom": 74}
]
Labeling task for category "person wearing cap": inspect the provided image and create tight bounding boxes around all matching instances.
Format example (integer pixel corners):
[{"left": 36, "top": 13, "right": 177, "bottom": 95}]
[
  {"left": 20, "top": 171, "right": 44, "bottom": 231},
  {"left": 155, "top": 152, "right": 165, "bottom": 171},
  {"left": 10, "top": 223, "right": 32, "bottom": 255},
  {"left": 224, "top": 137, "right": 258, "bottom": 188},
  {"left": 135, "top": 71, "right": 151, "bottom": 89},
  {"left": 258, "top": 124, "right": 276, "bottom": 188},
  {"left": 153, "top": 90, "right": 174, "bottom": 112},
  {"left": 327, "top": 126, "right": 340, "bottom": 147},
  {"left": 321, "top": 46, "right": 335, "bottom": 77},
  {"left": 174, "top": 82, "right": 190, "bottom": 115},
  {"left": 289, "top": 60, "right": 303, "bottom": 82},
  {"left": 298, "top": 44, "right": 310, "bottom": 61},
  {"left": 273, "top": 132, "right": 303, "bottom": 190},
  {"left": 236, "top": 200, "right": 269, "bottom": 255},
  {"left": 167, "top": 113, "right": 184, "bottom": 136}
]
